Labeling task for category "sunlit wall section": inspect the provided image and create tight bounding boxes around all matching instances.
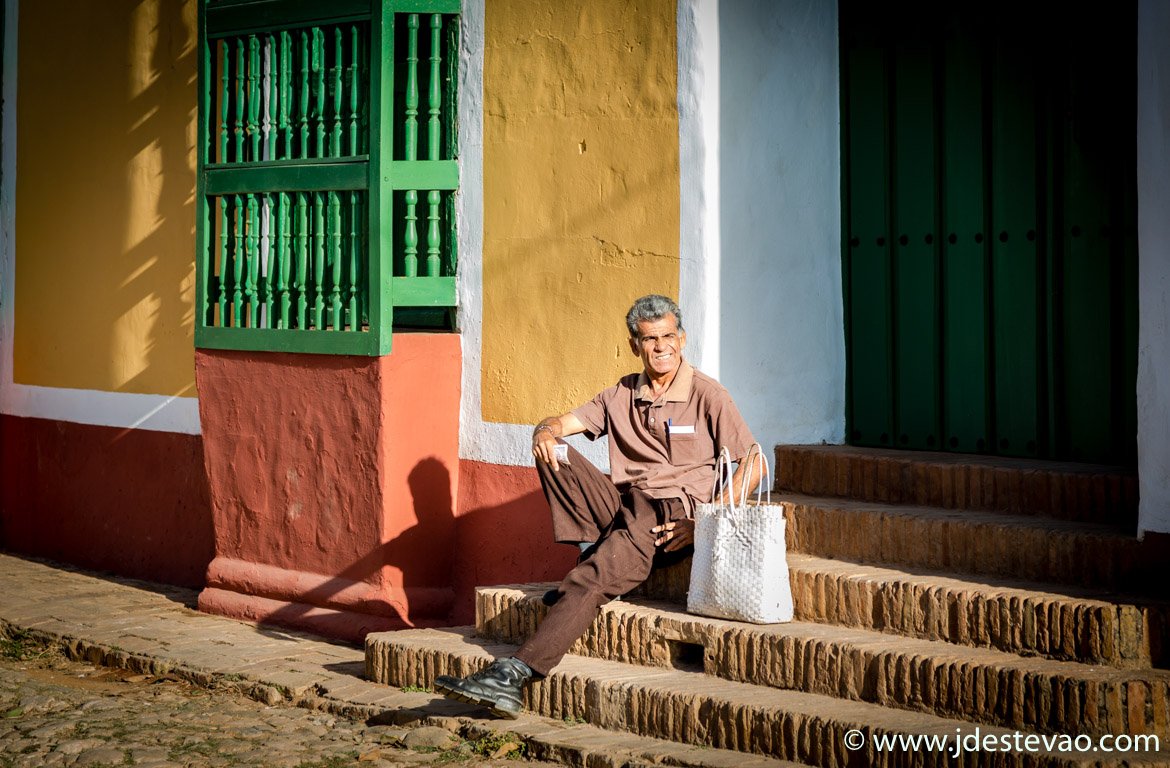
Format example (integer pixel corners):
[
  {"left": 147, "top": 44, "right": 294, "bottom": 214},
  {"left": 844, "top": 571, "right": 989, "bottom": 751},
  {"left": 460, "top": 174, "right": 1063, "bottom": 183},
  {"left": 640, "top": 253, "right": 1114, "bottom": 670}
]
[
  {"left": 13, "top": 0, "right": 197, "bottom": 397},
  {"left": 480, "top": 0, "right": 681, "bottom": 424}
]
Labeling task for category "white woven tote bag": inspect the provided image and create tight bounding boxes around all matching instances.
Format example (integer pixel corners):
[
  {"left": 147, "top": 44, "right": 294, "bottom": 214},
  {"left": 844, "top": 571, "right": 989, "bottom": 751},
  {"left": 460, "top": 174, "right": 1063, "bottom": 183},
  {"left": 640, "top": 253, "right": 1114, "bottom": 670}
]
[{"left": 687, "top": 444, "right": 793, "bottom": 624}]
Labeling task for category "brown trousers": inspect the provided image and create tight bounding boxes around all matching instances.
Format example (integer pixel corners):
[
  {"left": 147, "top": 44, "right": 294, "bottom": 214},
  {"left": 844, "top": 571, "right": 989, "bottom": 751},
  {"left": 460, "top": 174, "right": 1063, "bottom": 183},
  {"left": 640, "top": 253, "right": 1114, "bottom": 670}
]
[{"left": 514, "top": 443, "right": 689, "bottom": 676}]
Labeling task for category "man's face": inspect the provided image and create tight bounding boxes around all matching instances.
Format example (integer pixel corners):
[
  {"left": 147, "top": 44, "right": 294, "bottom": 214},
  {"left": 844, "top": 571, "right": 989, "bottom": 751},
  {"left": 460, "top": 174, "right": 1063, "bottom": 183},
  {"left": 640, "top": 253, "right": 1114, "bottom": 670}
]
[{"left": 629, "top": 314, "right": 686, "bottom": 378}]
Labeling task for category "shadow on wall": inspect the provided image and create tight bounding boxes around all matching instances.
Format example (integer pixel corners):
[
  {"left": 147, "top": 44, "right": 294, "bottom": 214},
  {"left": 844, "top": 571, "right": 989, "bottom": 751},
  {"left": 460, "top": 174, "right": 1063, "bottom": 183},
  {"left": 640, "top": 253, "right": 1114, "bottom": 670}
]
[
  {"left": 14, "top": 0, "right": 197, "bottom": 395},
  {"left": 249, "top": 458, "right": 576, "bottom": 632},
  {"left": 245, "top": 457, "right": 458, "bottom": 634},
  {"left": 448, "top": 461, "right": 577, "bottom": 625}
]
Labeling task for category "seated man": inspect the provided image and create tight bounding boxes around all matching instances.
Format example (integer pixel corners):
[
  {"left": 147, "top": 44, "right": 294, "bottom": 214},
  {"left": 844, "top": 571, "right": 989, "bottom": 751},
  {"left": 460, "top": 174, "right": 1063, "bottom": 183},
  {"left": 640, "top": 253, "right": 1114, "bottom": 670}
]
[{"left": 435, "top": 294, "right": 760, "bottom": 718}]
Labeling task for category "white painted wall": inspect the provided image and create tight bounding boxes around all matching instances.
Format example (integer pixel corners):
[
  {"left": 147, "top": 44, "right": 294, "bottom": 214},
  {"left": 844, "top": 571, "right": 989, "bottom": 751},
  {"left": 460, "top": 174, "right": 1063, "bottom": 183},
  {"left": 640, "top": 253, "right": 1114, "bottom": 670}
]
[
  {"left": 677, "top": 0, "right": 720, "bottom": 378},
  {"left": 716, "top": 0, "right": 845, "bottom": 448},
  {"left": 1137, "top": 0, "right": 1170, "bottom": 537}
]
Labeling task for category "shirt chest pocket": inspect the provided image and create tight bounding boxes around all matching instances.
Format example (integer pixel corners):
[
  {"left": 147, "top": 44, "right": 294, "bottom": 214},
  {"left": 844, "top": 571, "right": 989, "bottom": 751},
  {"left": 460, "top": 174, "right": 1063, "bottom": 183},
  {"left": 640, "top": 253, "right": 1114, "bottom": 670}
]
[{"left": 668, "top": 432, "right": 708, "bottom": 465}]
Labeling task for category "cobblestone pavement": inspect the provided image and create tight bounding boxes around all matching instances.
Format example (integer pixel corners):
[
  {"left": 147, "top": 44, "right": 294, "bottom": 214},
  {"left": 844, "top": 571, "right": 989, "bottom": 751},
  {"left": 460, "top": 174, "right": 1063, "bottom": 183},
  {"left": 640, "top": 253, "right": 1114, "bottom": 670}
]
[
  {"left": 0, "top": 635, "right": 540, "bottom": 768},
  {"left": 0, "top": 554, "right": 744, "bottom": 768}
]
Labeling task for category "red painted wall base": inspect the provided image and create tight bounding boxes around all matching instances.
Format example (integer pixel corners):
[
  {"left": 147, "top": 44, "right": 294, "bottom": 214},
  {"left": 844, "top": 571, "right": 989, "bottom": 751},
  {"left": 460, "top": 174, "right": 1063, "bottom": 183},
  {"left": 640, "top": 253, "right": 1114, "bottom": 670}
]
[
  {"left": 194, "top": 335, "right": 461, "bottom": 639},
  {"left": 0, "top": 414, "right": 214, "bottom": 587},
  {"left": 450, "top": 460, "right": 577, "bottom": 624}
]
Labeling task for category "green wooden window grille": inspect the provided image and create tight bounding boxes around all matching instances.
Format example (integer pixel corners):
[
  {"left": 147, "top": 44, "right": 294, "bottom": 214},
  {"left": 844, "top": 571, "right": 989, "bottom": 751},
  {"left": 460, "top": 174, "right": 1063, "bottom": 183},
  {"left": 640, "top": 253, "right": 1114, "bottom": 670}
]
[{"left": 196, "top": 0, "right": 460, "bottom": 356}]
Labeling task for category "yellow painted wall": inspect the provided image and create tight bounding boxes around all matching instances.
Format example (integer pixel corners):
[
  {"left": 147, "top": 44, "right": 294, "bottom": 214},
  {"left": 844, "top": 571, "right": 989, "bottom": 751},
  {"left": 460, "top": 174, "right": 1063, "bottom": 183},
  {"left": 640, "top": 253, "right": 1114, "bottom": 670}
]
[
  {"left": 14, "top": 0, "right": 197, "bottom": 397},
  {"left": 481, "top": 0, "right": 681, "bottom": 423}
]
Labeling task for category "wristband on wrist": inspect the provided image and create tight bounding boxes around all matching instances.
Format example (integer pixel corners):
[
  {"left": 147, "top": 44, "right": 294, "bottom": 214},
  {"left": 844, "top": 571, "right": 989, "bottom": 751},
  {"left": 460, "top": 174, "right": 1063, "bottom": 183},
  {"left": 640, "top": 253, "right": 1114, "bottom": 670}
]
[{"left": 534, "top": 424, "right": 555, "bottom": 437}]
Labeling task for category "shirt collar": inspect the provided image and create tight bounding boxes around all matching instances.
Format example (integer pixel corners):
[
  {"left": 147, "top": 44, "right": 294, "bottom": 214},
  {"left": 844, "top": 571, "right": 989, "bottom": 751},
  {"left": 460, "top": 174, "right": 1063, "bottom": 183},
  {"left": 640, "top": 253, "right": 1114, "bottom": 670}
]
[{"left": 635, "top": 360, "right": 694, "bottom": 403}]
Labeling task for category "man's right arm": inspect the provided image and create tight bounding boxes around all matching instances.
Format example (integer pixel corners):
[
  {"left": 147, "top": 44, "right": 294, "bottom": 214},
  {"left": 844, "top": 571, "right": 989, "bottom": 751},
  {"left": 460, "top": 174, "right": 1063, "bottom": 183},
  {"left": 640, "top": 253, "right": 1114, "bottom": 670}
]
[{"left": 532, "top": 413, "right": 589, "bottom": 472}]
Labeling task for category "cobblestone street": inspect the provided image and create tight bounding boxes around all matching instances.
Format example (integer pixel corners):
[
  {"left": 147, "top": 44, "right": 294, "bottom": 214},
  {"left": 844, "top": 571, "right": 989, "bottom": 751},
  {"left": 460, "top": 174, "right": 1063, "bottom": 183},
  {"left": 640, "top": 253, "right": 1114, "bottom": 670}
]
[{"left": 0, "top": 636, "right": 538, "bottom": 768}]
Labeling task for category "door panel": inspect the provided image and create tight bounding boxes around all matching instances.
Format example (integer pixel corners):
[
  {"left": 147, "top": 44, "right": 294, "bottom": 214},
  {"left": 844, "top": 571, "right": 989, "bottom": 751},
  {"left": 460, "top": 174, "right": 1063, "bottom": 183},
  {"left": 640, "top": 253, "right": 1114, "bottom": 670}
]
[{"left": 841, "top": 1, "right": 1137, "bottom": 465}]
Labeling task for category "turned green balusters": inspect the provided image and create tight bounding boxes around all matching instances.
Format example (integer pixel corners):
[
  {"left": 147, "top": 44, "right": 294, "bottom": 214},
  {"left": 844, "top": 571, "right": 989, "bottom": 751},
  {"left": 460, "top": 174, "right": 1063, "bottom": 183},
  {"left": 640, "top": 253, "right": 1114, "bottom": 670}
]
[
  {"left": 350, "top": 25, "right": 361, "bottom": 156},
  {"left": 278, "top": 192, "right": 291, "bottom": 328},
  {"left": 263, "top": 194, "right": 276, "bottom": 327},
  {"left": 220, "top": 42, "right": 230, "bottom": 162},
  {"left": 349, "top": 192, "right": 359, "bottom": 330},
  {"left": 329, "top": 192, "right": 342, "bottom": 329},
  {"left": 426, "top": 15, "right": 442, "bottom": 277},
  {"left": 234, "top": 38, "right": 245, "bottom": 162},
  {"left": 265, "top": 34, "right": 276, "bottom": 161},
  {"left": 313, "top": 191, "right": 325, "bottom": 329},
  {"left": 280, "top": 31, "right": 292, "bottom": 159},
  {"left": 295, "top": 192, "right": 308, "bottom": 328},
  {"left": 331, "top": 27, "right": 343, "bottom": 158},
  {"left": 405, "top": 15, "right": 419, "bottom": 159},
  {"left": 197, "top": 11, "right": 455, "bottom": 343},
  {"left": 404, "top": 15, "right": 420, "bottom": 278},
  {"left": 218, "top": 197, "right": 230, "bottom": 324},
  {"left": 299, "top": 30, "right": 310, "bottom": 157},
  {"left": 428, "top": 15, "right": 441, "bottom": 160},
  {"left": 314, "top": 27, "right": 326, "bottom": 158},
  {"left": 248, "top": 35, "right": 260, "bottom": 159},
  {"left": 404, "top": 190, "right": 419, "bottom": 278},
  {"left": 359, "top": 197, "right": 368, "bottom": 327},
  {"left": 426, "top": 192, "right": 441, "bottom": 278},
  {"left": 232, "top": 194, "right": 244, "bottom": 325},
  {"left": 245, "top": 194, "right": 259, "bottom": 326}
]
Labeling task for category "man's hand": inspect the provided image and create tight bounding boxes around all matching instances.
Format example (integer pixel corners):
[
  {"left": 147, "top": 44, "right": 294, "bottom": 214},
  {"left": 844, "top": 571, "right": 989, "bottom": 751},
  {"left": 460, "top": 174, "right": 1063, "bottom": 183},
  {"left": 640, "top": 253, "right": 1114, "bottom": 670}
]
[
  {"left": 531, "top": 413, "right": 588, "bottom": 472},
  {"left": 651, "top": 518, "right": 694, "bottom": 552},
  {"left": 532, "top": 420, "right": 561, "bottom": 471}
]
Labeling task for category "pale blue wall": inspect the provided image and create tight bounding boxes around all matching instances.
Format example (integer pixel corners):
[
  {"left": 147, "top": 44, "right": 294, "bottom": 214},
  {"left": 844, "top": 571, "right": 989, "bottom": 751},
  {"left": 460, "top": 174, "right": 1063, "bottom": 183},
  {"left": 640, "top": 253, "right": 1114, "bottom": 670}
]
[
  {"left": 718, "top": 0, "right": 845, "bottom": 448},
  {"left": 1137, "top": 0, "right": 1170, "bottom": 536}
]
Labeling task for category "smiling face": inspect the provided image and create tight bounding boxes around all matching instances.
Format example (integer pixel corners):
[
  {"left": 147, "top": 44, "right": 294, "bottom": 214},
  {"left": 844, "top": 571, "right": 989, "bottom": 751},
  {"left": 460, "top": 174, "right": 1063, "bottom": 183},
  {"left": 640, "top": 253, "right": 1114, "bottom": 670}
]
[{"left": 629, "top": 313, "right": 687, "bottom": 380}]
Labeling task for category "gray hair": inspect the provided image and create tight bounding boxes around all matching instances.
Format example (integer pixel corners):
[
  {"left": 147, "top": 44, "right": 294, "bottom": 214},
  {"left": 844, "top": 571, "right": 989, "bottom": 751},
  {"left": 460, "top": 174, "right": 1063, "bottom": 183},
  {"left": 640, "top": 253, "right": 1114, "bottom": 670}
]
[{"left": 625, "top": 295, "right": 683, "bottom": 337}]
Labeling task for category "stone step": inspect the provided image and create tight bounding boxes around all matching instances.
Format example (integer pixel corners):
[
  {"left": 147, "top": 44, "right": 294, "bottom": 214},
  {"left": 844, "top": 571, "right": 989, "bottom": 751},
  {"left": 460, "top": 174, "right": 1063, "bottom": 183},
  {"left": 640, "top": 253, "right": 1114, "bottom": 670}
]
[
  {"left": 366, "top": 627, "right": 1170, "bottom": 768},
  {"left": 631, "top": 553, "right": 1170, "bottom": 669},
  {"left": 774, "top": 445, "right": 1138, "bottom": 525},
  {"left": 779, "top": 493, "right": 1165, "bottom": 594},
  {"left": 473, "top": 585, "right": 1170, "bottom": 739}
]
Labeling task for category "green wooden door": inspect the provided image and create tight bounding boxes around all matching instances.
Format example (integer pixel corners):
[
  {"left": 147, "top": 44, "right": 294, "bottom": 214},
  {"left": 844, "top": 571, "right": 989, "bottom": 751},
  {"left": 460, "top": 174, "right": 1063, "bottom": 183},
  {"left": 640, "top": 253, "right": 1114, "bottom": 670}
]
[{"left": 841, "top": 1, "right": 1137, "bottom": 464}]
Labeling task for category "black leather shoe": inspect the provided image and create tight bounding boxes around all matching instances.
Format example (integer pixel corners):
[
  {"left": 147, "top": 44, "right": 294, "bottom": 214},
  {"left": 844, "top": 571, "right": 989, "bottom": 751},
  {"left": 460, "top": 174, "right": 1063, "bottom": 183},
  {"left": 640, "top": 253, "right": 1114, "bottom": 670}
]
[{"left": 434, "top": 657, "right": 531, "bottom": 719}]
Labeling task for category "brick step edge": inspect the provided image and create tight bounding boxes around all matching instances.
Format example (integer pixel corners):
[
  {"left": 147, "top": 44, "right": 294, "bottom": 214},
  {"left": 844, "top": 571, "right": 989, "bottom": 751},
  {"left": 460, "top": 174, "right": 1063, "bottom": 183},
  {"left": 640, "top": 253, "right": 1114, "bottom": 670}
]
[
  {"left": 780, "top": 494, "right": 1159, "bottom": 593},
  {"left": 0, "top": 618, "right": 799, "bottom": 768},
  {"left": 630, "top": 555, "right": 1169, "bottom": 668},
  {"left": 367, "top": 627, "right": 1170, "bottom": 768},
  {"left": 474, "top": 585, "right": 1170, "bottom": 739},
  {"left": 774, "top": 445, "right": 1138, "bottom": 525}
]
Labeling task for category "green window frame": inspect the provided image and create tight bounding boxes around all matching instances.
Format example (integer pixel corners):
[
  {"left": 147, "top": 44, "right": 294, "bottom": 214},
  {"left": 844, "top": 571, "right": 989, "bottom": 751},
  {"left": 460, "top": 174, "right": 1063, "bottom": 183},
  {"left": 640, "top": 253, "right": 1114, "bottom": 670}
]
[{"left": 196, "top": 0, "right": 460, "bottom": 356}]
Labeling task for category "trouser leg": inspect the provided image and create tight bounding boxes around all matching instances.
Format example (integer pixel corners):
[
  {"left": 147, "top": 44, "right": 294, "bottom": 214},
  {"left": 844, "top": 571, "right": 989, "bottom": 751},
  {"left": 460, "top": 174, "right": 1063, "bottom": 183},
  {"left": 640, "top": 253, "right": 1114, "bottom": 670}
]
[
  {"left": 514, "top": 489, "right": 687, "bottom": 676},
  {"left": 536, "top": 442, "right": 621, "bottom": 544}
]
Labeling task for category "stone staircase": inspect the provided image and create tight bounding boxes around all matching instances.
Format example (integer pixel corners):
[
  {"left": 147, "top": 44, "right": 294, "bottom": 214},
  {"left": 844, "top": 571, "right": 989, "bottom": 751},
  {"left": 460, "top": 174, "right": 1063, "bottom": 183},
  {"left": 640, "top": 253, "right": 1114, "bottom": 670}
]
[{"left": 367, "top": 446, "right": 1170, "bottom": 767}]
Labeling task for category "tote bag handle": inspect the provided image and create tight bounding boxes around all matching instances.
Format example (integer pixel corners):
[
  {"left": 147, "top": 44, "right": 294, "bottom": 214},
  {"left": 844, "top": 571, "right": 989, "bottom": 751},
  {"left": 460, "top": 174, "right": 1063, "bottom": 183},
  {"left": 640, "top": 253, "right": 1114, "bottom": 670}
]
[
  {"left": 737, "top": 443, "right": 772, "bottom": 507},
  {"left": 709, "top": 446, "right": 735, "bottom": 510}
]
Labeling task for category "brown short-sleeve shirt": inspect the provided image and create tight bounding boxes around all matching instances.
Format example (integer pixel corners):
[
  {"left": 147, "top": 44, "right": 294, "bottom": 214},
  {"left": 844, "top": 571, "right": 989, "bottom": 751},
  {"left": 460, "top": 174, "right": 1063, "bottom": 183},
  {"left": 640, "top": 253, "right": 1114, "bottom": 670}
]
[{"left": 571, "top": 360, "right": 756, "bottom": 511}]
